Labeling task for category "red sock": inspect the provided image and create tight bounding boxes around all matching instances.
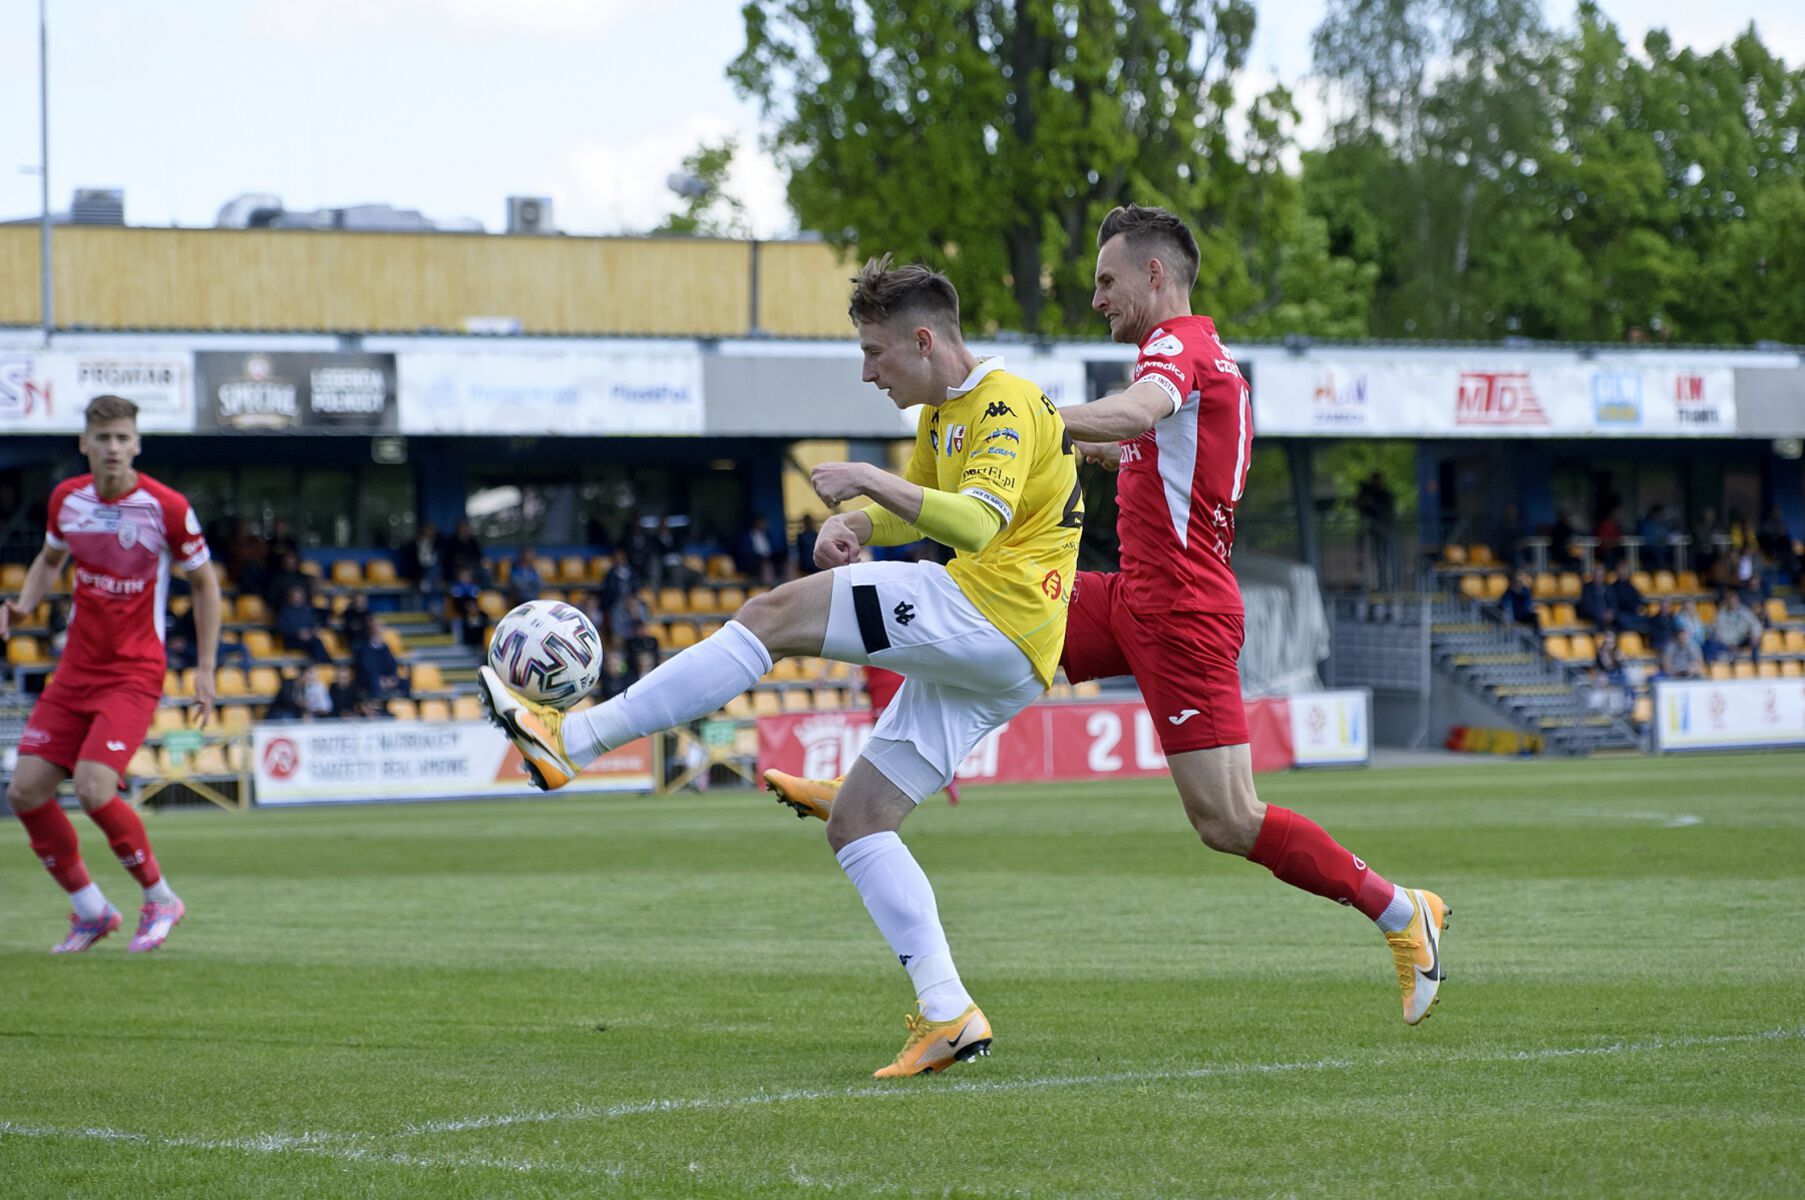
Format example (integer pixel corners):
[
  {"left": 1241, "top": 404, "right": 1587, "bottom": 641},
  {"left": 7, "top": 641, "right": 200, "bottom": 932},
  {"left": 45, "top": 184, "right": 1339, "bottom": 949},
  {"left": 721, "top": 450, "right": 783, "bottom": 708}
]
[
  {"left": 17, "top": 803, "right": 93, "bottom": 893},
  {"left": 1247, "top": 805, "right": 1394, "bottom": 920},
  {"left": 87, "top": 798, "right": 161, "bottom": 888}
]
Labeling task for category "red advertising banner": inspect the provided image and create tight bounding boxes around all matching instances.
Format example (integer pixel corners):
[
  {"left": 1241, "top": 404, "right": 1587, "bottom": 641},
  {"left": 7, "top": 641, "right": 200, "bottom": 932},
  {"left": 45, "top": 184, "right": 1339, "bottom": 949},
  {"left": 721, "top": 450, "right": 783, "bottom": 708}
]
[{"left": 756, "top": 698, "right": 1302, "bottom": 786}]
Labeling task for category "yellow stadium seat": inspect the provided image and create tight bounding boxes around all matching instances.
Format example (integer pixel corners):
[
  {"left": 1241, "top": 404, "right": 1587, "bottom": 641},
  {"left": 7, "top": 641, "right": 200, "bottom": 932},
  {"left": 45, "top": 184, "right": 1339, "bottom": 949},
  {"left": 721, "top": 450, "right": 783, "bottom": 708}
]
[
  {"left": 418, "top": 699, "right": 452, "bottom": 722},
  {"left": 1696, "top": 601, "right": 1717, "bottom": 625},
  {"left": 411, "top": 662, "right": 445, "bottom": 692},
  {"left": 168, "top": 594, "right": 191, "bottom": 618},
  {"left": 1072, "top": 680, "right": 1103, "bottom": 697},
  {"left": 152, "top": 706, "right": 188, "bottom": 734},
  {"left": 708, "top": 554, "right": 739, "bottom": 581},
  {"left": 1441, "top": 545, "right": 1467, "bottom": 566},
  {"left": 214, "top": 667, "right": 248, "bottom": 697},
  {"left": 1617, "top": 632, "right": 1651, "bottom": 661},
  {"left": 1708, "top": 662, "right": 1732, "bottom": 681},
  {"left": 768, "top": 657, "right": 802, "bottom": 683},
  {"left": 5, "top": 636, "right": 41, "bottom": 666},
  {"left": 1467, "top": 544, "right": 1494, "bottom": 567},
  {"left": 1786, "top": 631, "right": 1805, "bottom": 654},
  {"left": 191, "top": 747, "right": 230, "bottom": 775},
  {"left": 1766, "top": 598, "right": 1789, "bottom": 626},
  {"left": 646, "top": 623, "right": 671, "bottom": 649},
  {"left": 216, "top": 705, "right": 251, "bottom": 732},
  {"left": 387, "top": 699, "right": 418, "bottom": 720},
  {"left": 782, "top": 689, "right": 812, "bottom": 712},
  {"left": 0, "top": 563, "right": 26, "bottom": 590},
  {"left": 1732, "top": 660, "right": 1757, "bottom": 680},
  {"left": 657, "top": 587, "right": 688, "bottom": 613},
  {"left": 240, "top": 629, "right": 275, "bottom": 659},
  {"left": 1781, "top": 660, "right": 1804, "bottom": 678},
  {"left": 1542, "top": 635, "right": 1571, "bottom": 660},
  {"left": 1459, "top": 575, "right": 1485, "bottom": 599},
  {"left": 248, "top": 666, "right": 282, "bottom": 697},
  {"left": 559, "top": 556, "right": 588, "bottom": 584},
  {"left": 318, "top": 631, "right": 345, "bottom": 660},
  {"left": 714, "top": 586, "right": 746, "bottom": 613},
  {"left": 1677, "top": 570, "right": 1702, "bottom": 594},
  {"left": 1531, "top": 573, "right": 1557, "bottom": 599},
  {"left": 365, "top": 558, "right": 399, "bottom": 585},
  {"left": 668, "top": 622, "right": 698, "bottom": 650},
  {"left": 1632, "top": 696, "right": 1653, "bottom": 725},
  {"left": 1652, "top": 571, "right": 1677, "bottom": 596},
  {"left": 724, "top": 693, "right": 754, "bottom": 718},
  {"left": 813, "top": 687, "right": 844, "bottom": 710},
  {"left": 478, "top": 590, "right": 509, "bottom": 619},
  {"left": 452, "top": 695, "right": 483, "bottom": 721},
  {"left": 1556, "top": 572, "right": 1582, "bottom": 598},
  {"left": 1567, "top": 634, "right": 1596, "bottom": 661},
  {"left": 1630, "top": 571, "right": 1654, "bottom": 596},
  {"left": 1757, "top": 661, "right": 1780, "bottom": 679},
  {"left": 751, "top": 690, "right": 782, "bottom": 716},
  {"left": 236, "top": 594, "right": 269, "bottom": 623},
  {"left": 331, "top": 560, "right": 363, "bottom": 587},
  {"left": 1761, "top": 630, "right": 1784, "bottom": 656},
  {"left": 382, "top": 629, "right": 405, "bottom": 657},
  {"left": 126, "top": 747, "right": 160, "bottom": 778},
  {"left": 688, "top": 587, "right": 719, "bottom": 614}
]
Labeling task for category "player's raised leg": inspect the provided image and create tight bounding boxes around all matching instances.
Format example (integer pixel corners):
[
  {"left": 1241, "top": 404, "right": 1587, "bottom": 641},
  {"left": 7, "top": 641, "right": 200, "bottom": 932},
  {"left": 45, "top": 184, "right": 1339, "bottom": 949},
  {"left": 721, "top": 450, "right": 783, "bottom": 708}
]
[
  {"left": 71, "top": 762, "right": 184, "bottom": 952},
  {"left": 1169, "top": 745, "right": 1448, "bottom": 1024},
  {"left": 481, "top": 573, "right": 830, "bottom": 790},
  {"left": 8, "top": 755, "right": 121, "bottom": 953}
]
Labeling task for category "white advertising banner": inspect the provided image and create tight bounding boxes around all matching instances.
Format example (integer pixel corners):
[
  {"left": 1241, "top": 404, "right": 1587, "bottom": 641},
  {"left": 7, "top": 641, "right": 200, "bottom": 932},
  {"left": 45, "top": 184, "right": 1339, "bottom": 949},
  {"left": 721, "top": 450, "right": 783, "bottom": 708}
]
[
  {"left": 252, "top": 719, "right": 653, "bottom": 804},
  {"left": 0, "top": 351, "right": 193, "bottom": 433},
  {"left": 1653, "top": 679, "right": 1805, "bottom": 752},
  {"left": 399, "top": 348, "right": 704, "bottom": 435},
  {"left": 1253, "top": 360, "right": 1737, "bottom": 437},
  {"left": 1286, "top": 688, "right": 1372, "bottom": 766}
]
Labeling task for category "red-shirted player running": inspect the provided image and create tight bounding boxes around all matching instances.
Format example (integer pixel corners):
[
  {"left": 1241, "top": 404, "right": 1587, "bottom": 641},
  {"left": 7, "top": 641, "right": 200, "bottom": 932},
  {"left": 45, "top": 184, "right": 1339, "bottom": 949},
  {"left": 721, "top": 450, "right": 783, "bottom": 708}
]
[
  {"left": 2, "top": 395, "right": 221, "bottom": 954},
  {"left": 1059, "top": 204, "right": 1448, "bottom": 1024}
]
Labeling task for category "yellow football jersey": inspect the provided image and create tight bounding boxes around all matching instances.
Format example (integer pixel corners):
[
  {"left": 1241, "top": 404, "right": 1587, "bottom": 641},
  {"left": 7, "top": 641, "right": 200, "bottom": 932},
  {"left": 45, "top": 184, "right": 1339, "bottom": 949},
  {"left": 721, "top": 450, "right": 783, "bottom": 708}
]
[{"left": 902, "top": 359, "right": 1082, "bottom": 685}]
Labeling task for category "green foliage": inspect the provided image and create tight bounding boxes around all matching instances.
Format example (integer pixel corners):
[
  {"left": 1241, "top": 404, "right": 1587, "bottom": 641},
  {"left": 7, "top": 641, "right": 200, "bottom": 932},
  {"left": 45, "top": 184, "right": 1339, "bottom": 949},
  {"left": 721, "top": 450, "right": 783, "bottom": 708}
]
[
  {"left": 653, "top": 138, "right": 751, "bottom": 237},
  {"left": 731, "top": 0, "right": 1373, "bottom": 336}
]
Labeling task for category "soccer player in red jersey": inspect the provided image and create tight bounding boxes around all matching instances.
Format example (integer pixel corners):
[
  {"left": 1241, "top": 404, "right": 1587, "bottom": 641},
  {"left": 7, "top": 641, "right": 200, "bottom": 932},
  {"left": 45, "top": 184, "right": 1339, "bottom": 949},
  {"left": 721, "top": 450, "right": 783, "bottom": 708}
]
[
  {"left": 2, "top": 395, "right": 221, "bottom": 954},
  {"left": 1058, "top": 204, "right": 1448, "bottom": 1023}
]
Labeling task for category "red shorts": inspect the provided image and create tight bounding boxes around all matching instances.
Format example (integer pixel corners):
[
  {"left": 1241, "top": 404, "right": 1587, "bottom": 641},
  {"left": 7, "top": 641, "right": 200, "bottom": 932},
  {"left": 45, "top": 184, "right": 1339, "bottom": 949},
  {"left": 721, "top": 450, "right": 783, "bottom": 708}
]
[
  {"left": 17, "top": 677, "right": 162, "bottom": 780},
  {"left": 863, "top": 666, "right": 904, "bottom": 714},
  {"left": 1059, "top": 570, "right": 1250, "bottom": 755}
]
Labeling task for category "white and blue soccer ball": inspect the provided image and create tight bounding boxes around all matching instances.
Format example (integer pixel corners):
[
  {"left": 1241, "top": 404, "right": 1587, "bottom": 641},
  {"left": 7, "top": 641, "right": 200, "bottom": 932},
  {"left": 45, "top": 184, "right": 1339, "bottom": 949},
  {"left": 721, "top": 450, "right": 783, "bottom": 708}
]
[{"left": 487, "top": 600, "right": 602, "bottom": 709}]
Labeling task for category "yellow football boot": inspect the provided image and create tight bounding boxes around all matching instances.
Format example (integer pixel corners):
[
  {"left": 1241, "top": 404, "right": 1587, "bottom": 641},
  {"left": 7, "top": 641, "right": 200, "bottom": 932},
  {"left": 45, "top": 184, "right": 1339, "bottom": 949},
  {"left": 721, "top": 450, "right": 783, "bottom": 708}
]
[
  {"left": 1384, "top": 888, "right": 1450, "bottom": 1025},
  {"left": 477, "top": 666, "right": 578, "bottom": 790},
  {"left": 872, "top": 1003, "right": 993, "bottom": 1078},
  {"left": 763, "top": 769, "right": 840, "bottom": 821}
]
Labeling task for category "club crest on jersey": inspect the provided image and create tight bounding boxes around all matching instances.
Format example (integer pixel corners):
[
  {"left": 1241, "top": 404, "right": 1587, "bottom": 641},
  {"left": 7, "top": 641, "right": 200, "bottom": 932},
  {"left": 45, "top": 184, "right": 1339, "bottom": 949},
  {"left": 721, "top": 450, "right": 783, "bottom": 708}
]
[
  {"left": 117, "top": 523, "right": 138, "bottom": 549},
  {"left": 948, "top": 424, "right": 966, "bottom": 453},
  {"left": 985, "top": 427, "right": 1020, "bottom": 443},
  {"left": 1144, "top": 329, "right": 1185, "bottom": 357}
]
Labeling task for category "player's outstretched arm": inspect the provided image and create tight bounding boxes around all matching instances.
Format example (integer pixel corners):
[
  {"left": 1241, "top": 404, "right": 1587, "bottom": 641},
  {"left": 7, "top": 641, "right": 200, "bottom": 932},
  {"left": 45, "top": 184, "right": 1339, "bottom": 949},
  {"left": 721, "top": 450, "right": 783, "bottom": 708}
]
[
  {"left": 1059, "top": 380, "right": 1179, "bottom": 443},
  {"left": 0, "top": 544, "right": 69, "bottom": 639},
  {"left": 180, "top": 561, "right": 223, "bottom": 727}
]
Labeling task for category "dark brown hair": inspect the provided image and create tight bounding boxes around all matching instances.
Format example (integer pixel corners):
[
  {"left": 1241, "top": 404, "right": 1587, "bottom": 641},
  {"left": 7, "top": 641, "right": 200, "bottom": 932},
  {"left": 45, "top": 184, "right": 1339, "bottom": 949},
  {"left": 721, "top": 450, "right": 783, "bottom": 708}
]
[
  {"left": 848, "top": 253, "right": 962, "bottom": 333},
  {"left": 1097, "top": 204, "right": 1200, "bottom": 290},
  {"left": 84, "top": 394, "right": 139, "bottom": 427}
]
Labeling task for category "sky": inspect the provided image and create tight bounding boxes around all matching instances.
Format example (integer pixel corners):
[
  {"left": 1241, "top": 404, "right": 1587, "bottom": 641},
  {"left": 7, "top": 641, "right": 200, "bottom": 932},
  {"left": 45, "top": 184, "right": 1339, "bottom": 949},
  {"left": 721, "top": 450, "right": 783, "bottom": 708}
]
[{"left": 0, "top": 0, "right": 1800, "bottom": 239}]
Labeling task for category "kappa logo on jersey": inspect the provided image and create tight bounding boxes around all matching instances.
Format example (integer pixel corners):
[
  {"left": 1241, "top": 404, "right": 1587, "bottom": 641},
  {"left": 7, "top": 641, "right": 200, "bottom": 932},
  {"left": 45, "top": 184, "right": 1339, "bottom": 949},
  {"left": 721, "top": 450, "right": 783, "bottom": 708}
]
[
  {"left": 893, "top": 601, "right": 916, "bottom": 626},
  {"left": 983, "top": 401, "right": 1016, "bottom": 419},
  {"left": 985, "top": 427, "right": 1020, "bottom": 443},
  {"left": 1144, "top": 329, "right": 1185, "bottom": 357},
  {"left": 947, "top": 424, "right": 966, "bottom": 453}
]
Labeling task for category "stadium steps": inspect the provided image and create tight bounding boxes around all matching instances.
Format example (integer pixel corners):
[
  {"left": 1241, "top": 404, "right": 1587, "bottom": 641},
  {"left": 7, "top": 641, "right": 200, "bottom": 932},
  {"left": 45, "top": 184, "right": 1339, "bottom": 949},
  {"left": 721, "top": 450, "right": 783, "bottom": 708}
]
[{"left": 1428, "top": 596, "right": 1641, "bottom": 755}]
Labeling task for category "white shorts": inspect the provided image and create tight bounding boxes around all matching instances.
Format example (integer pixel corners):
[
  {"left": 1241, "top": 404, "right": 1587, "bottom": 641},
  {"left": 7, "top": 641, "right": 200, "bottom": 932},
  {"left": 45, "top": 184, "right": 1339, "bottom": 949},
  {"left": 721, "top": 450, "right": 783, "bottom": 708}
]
[{"left": 823, "top": 560, "right": 1043, "bottom": 802}]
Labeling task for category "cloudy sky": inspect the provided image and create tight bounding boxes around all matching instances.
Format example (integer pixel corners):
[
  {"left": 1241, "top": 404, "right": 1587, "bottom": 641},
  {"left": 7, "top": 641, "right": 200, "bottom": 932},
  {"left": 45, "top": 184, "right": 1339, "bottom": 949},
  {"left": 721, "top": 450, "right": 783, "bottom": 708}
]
[{"left": 0, "top": 0, "right": 1799, "bottom": 238}]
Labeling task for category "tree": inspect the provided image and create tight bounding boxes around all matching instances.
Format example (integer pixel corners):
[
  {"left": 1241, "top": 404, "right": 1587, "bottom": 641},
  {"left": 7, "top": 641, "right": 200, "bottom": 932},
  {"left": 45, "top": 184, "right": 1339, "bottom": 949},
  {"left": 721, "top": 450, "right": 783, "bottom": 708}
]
[
  {"left": 652, "top": 138, "right": 751, "bottom": 238},
  {"left": 732, "top": 0, "right": 1371, "bottom": 335}
]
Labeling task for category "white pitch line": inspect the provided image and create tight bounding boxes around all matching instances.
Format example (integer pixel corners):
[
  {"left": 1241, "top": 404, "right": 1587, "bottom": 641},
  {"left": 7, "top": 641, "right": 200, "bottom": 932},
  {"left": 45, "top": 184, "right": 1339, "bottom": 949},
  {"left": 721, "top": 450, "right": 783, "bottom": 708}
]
[{"left": 3, "top": 1027, "right": 1799, "bottom": 1177}]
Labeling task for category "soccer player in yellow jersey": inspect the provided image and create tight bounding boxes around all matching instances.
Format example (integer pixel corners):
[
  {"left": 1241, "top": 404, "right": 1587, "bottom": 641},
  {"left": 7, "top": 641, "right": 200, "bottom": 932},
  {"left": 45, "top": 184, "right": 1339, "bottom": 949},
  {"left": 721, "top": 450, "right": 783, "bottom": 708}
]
[{"left": 480, "top": 255, "right": 1081, "bottom": 1077}]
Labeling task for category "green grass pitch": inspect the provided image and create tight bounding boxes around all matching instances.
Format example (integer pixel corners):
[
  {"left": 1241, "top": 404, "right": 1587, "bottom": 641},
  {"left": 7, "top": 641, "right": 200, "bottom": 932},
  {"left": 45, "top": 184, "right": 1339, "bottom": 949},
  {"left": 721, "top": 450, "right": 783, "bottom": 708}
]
[{"left": 3, "top": 751, "right": 1802, "bottom": 1198}]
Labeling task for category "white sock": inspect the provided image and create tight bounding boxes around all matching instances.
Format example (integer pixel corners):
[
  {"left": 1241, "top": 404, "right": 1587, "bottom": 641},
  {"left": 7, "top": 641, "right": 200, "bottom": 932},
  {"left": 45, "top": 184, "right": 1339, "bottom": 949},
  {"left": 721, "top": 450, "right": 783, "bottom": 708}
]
[
  {"left": 1375, "top": 886, "right": 1416, "bottom": 933},
  {"left": 562, "top": 620, "right": 772, "bottom": 764},
  {"left": 70, "top": 882, "right": 110, "bottom": 920},
  {"left": 836, "top": 831, "right": 973, "bottom": 1021},
  {"left": 144, "top": 877, "right": 177, "bottom": 905}
]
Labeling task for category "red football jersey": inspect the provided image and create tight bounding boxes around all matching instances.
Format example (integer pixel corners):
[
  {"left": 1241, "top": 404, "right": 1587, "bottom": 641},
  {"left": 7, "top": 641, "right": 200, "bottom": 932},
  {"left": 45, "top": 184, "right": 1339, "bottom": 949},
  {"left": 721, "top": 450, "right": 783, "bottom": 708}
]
[
  {"left": 45, "top": 472, "right": 211, "bottom": 688},
  {"left": 1112, "top": 315, "right": 1252, "bottom": 613}
]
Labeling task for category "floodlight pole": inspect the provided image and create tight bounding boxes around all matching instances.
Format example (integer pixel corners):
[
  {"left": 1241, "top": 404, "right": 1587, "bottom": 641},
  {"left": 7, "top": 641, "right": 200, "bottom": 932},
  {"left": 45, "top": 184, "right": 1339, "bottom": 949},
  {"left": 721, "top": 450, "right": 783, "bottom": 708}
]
[{"left": 38, "top": 0, "right": 53, "bottom": 344}]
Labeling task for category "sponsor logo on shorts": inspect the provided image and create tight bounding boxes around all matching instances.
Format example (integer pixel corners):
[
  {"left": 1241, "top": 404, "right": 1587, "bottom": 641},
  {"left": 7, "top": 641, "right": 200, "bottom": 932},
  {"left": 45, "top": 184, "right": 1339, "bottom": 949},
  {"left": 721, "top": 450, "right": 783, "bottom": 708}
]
[
  {"left": 105, "top": 740, "right": 128, "bottom": 752},
  {"left": 21, "top": 726, "right": 49, "bottom": 745},
  {"left": 1168, "top": 708, "right": 1201, "bottom": 725}
]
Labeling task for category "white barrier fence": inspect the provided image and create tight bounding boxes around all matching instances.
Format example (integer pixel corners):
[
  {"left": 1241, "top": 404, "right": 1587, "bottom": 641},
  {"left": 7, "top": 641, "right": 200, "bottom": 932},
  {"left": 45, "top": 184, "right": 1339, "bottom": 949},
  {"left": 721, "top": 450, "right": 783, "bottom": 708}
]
[{"left": 1652, "top": 678, "right": 1805, "bottom": 753}]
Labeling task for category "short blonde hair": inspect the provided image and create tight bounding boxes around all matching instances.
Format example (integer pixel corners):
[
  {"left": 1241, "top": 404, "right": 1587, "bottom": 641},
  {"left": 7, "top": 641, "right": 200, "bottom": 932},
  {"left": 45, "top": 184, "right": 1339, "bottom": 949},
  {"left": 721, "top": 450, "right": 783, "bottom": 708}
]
[
  {"left": 848, "top": 253, "right": 962, "bottom": 333},
  {"left": 84, "top": 394, "right": 139, "bottom": 427}
]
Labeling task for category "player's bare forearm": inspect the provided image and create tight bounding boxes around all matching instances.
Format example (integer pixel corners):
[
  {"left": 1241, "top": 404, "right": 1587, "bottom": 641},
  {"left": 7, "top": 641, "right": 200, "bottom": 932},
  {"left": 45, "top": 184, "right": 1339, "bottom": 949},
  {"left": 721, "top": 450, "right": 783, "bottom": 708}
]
[
  {"left": 12, "top": 546, "right": 69, "bottom": 614},
  {"left": 1059, "top": 383, "right": 1176, "bottom": 442},
  {"left": 189, "top": 562, "right": 223, "bottom": 671}
]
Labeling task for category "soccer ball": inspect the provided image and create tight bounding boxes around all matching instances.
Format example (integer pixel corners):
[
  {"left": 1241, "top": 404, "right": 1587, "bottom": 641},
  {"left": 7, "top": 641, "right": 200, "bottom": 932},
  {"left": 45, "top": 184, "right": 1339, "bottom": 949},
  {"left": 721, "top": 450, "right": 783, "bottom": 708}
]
[{"left": 487, "top": 600, "right": 602, "bottom": 709}]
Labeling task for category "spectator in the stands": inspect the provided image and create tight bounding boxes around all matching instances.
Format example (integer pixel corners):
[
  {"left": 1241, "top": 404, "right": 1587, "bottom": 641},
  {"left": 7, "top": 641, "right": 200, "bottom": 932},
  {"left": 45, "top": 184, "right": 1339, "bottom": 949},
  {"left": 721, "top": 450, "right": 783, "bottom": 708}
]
[
  {"left": 1607, "top": 569, "right": 1649, "bottom": 634},
  {"left": 328, "top": 664, "right": 365, "bottom": 718},
  {"left": 229, "top": 519, "right": 270, "bottom": 597},
  {"left": 338, "top": 591, "right": 373, "bottom": 647},
  {"left": 1731, "top": 548, "right": 1764, "bottom": 603},
  {"left": 265, "top": 517, "right": 298, "bottom": 566},
  {"left": 452, "top": 594, "right": 489, "bottom": 649},
  {"left": 1577, "top": 566, "right": 1614, "bottom": 629},
  {"left": 440, "top": 520, "right": 484, "bottom": 584},
  {"left": 1551, "top": 510, "right": 1582, "bottom": 568},
  {"left": 1675, "top": 599, "right": 1707, "bottom": 649},
  {"left": 793, "top": 515, "right": 820, "bottom": 577},
  {"left": 1354, "top": 471, "right": 1396, "bottom": 588},
  {"left": 1647, "top": 600, "right": 1679, "bottom": 656},
  {"left": 265, "top": 669, "right": 308, "bottom": 722},
  {"left": 738, "top": 514, "right": 779, "bottom": 586},
  {"left": 264, "top": 550, "right": 310, "bottom": 609},
  {"left": 353, "top": 616, "right": 410, "bottom": 705},
  {"left": 621, "top": 615, "right": 661, "bottom": 682},
  {"left": 1707, "top": 590, "right": 1764, "bottom": 662},
  {"left": 1661, "top": 625, "right": 1706, "bottom": 680},
  {"left": 1594, "top": 502, "right": 1623, "bottom": 557},
  {"left": 1638, "top": 504, "right": 1674, "bottom": 570},
  {"left": 596, "top": 649, "right": 632, "bottom": 700},
  {"left": 598, "top": 549, "right": 637, "bottom": 625},
  {"left": 1694, "top": 505, "right": 1726, "bottom": 575},
  {"left": 275, "top": 585, "right": 333, "bottom": 664},
  {"left": 623, "top": 516, "right": 657, "bottom": 586},
  {"left": 507, "top": 547, "right": 543, "bottom": 606},
  {"left": 1501, "top": 570, "right": 1537, "bottom": 627},
  {"left": 655, "top": 517, "right": 689, "bottom": 585},
  {"left": 303, "top": 667, "right": 334, "bottom": 718},
  {"left": 401, "top": 522, "right": 443, "bottom": 600},
  {"left": 1593, "top": 630, "right": 1627, "bottom": 687}
]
